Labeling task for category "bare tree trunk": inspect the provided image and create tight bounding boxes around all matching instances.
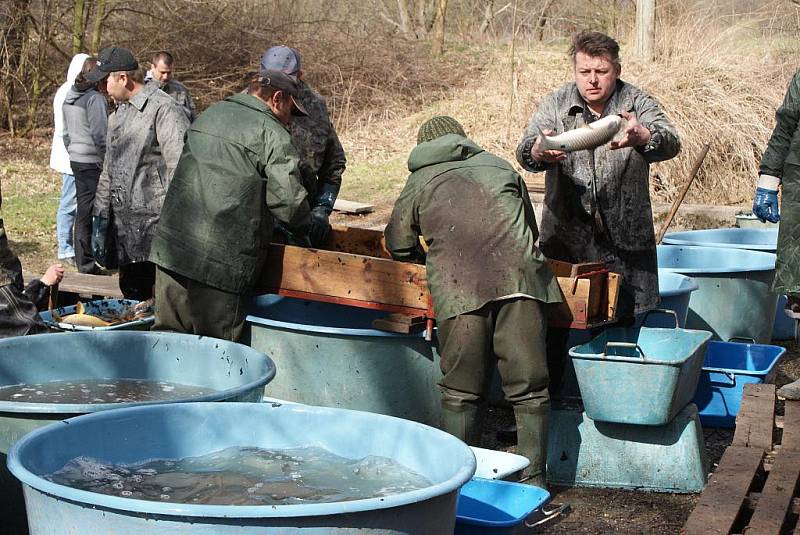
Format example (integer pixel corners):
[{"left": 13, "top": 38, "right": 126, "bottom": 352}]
[
  {"left": 431, "top": 0, "right": 448, "bottom": 56},
  {"left": 479, "top": 0, "right": 494, "bottom": 35},
  {"left": 396, "top": 0, "right": 411, "bottom": 35},
  {"left": 90, "top": 0, "right": 108, "bottom": 54},
  {"left": 25, "top": 0, "right": 55, "bottom": 135},
  {"left": 0, "top": 0, "right": 31, "bottom": 133},
  {"left": 72, "top": 0, "right": 86, "bottom": 55},
  {"left": 414, "top": 0, "right": 431, "bottom": 37},
  {"left": 635, "top": 0, "right": 656, "bottom": 61},
  {"left": 535, "top": 0, "right": 555, "bottom": 41}
]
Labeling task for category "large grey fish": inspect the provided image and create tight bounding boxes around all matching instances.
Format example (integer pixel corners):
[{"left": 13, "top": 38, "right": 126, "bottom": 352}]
[{"left": 539, "top": 114, "right": 625, "bottom": 152}]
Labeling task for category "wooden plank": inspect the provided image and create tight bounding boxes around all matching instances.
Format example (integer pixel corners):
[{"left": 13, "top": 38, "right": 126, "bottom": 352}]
[
  {"left": 258, "top": 243, "right": 430, "bottom": 311},
  {"left": 26, "top": 271, "right": 123, "bottom": 299},
  {"left": 746, "top": 451, "right": 800, "bottom": 535},
  {"left": 733, "top": 384, "right": 776, "bottom": 451},
  {"left": 606, "top": 272, "right": 621, "bottom": 321},
  {"left": 782, "top": 400, "right": 800, "bottom": 453},
  {"left": 372, "top": 314, "right": 426, "bottom": 334},
  {"left": 683, "top": 446, "right": 764, "bottom": 535},
  {"left": 326, "top": 225, "right": 391, "bottom": 259},
  {"left": 333, "top": 198, "right": 374, "bottom": 214}
]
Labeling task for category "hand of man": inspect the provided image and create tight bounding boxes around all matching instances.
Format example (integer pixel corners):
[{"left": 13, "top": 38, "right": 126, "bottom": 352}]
[
  {"left": 753, "top": 175, "right": 781, "bottom": 223},
  {"left": 531, "top": 129, "right": 567, "bottom": 163},
  {"left": 91, "top": 216, "right": 109, "bottom": 268},
  {"left": 610, "top": 111, "right": 651, "bottom": 150},
  {"left": 41, "top": 263, "right": 65, "bottom": 286},
  {"left": 309, "top": 205, "right": 332, "bottom": 247}
]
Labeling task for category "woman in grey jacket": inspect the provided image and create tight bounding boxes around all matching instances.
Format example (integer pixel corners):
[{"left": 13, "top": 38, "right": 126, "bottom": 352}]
[{"left": 63, "top": 57, "right": 108, "bottom": 274}]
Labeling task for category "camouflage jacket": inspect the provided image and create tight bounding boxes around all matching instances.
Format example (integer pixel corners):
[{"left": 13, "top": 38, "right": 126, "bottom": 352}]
[
  {"left": 146, "top": 75, "right": 195, "bottom": 122},
  {"left": 289, "top": 81, "right": 346, "bottom": 210},
  {"left": 93, "top": 83, "right": 189, "bottom": 266}
]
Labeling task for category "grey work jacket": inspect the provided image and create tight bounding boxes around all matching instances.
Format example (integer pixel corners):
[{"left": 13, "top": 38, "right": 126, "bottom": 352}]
[
  {"left": 93, "top": 83, "right": 189, "bottom": 265},
  {"left": 515, "top": 80, "right": 680, "bottom": 314}
]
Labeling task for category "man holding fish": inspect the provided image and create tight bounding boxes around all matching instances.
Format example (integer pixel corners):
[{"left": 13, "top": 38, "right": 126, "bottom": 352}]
[{"left": 516, "top": 31, "right": 681, "bottom": 392}]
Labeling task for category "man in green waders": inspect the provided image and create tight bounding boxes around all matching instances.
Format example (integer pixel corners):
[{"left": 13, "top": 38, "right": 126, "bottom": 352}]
[
  {"left": 385, "top": 116, "right": 563, "bottom": 486},
  {"left": 753, "top": 70, "right": 800, "bottom": 400}
]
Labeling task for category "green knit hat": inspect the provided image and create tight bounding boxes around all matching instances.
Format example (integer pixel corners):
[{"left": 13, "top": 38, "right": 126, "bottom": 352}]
[{"left": 417, "top": 116, "right": 466, "bottom": 144}]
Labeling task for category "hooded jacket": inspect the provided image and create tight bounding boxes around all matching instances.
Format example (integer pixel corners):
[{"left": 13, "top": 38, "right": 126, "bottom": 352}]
[
  {"left": 63, "top": 85, "right": 108, "bottom": 164},
  {"left": 385, "top": 134, "right": 563, "bottom": 321},
  {"left": 49, "top": 53, "right": 89, "bottom": 174}
]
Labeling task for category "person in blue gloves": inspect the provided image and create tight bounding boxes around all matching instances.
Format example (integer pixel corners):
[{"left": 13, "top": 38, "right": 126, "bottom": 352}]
[{"left": 753, "top": 70, "right": 800, "bottom": 400}]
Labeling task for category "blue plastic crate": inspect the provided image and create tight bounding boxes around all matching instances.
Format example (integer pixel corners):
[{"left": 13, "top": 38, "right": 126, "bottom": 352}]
[
  {"left": 455, "top": 477, "right": 550, "bottom": 534},
  {"left": 692, "top": 340, "right": 785, "bottom": 428}
]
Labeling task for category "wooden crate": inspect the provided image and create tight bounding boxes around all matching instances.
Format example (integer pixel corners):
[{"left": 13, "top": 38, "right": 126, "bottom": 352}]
[
  {"left": 258, "top": 226, "right": 620, "bottom": 330},
  {"left": 682, "top": 384, "right": 800, "bottom": 535}
]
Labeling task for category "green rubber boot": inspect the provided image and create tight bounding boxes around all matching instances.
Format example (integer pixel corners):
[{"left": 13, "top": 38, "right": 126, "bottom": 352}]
[
  {"left": 440, "top": 402, "right": 485, "bottom": 446},
  {"left": 514, "top": 405, "right": 549, "bottom": 488}
]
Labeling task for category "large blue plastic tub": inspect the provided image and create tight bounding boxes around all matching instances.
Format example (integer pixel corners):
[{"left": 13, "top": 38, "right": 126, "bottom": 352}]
[
  {"left": 245, "top": 295, "right": 442, "bottom": 425},
  {"left": 692, "top": 340, "right": 785, "bottom": 428},
  {"left": 8, "top": 402, "right": 476, "bottom": 534},
  {"left": 570, "top": 326, "right": 712, "bottom": 425},
  {"left": 455, "top": 477, "right": 550, "bottom": 534},
  {"left": 0, "top": 331, "right": 275, "bottom": 535},
  {"left": 636, "top": 271, "right": 699, "bottom": 328},
  {"left": 657, "top": 245, "right": 778, "bottom": 344},
  {"left": 662, "top": 228, "right": 792, "bottom": 341}
]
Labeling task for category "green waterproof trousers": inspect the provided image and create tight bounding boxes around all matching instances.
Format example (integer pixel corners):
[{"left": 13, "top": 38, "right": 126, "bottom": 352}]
[
  {"left": 153, "top": 266, "right": 249, "bottom": 342},
  {"left": 436, "top": 297, "right": 550, "bottom": 480}
]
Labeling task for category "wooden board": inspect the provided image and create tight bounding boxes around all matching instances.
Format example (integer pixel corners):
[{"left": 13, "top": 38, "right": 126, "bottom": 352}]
[
  {"left": 783, "top": 400, "right": 800, "bottom": 453},
  {"left": 682, "top": 446, "right": 764, "bottom": 535},
  {"left": 258, "top": 243, "right": 430, "bottom": 312},
  {"left": 326, "top": 225, "right": 391, "bottom": 259},
  {"left": 333, "top": 199, "right": 374, "bottom": 214},
  {"left": 746, "top": 451, "right": 800, "bottom": 534},
  {"left": 733, "top": 383, "right": 776, "bottom": 451},
  {"left": 26, "top": 271, "right": 123, "bottom": 300}
]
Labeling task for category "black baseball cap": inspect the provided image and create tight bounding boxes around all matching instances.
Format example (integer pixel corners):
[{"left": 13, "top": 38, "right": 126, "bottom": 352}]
[
  {"left": 258, "top": 69, "right": 307, "bottom": 116},
  {"left": 86, "top": 46, "right": 139, "bottom": 83}
]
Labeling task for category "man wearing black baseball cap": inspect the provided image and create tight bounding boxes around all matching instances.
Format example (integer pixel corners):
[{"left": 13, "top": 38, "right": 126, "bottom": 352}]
[
  {"left": 149, "top": 68, "right": 310, "bottom": 342},
  {"left": 90, "top": 45, "right": 189, "bottom": 301}
]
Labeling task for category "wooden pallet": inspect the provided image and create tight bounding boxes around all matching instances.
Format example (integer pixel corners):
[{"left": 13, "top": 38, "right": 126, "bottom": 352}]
[
  {"left": 682, "top": 384, "right": 800, "bottom": 535},
  {"left": 25, "top": 271, "right": 123, "bottom": 304}
]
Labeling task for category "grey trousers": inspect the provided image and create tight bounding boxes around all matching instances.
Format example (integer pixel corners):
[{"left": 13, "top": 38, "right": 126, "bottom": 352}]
[{"left": 436, "top": 297, "right": 549, "bottom": 410}]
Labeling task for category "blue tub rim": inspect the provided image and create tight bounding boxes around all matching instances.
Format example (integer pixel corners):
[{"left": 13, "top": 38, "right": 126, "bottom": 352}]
[
  {"left": 702, "top": 340, "right": 787, "bottom": 376},
  {"left": 0, "top": 331, "right": 276, "bottom": 414},
  {"left": 245, "top": 295, "right": 430, "bottom": 339},
  {"left": 657, "top": 245, "right": 776, "bottom": 274},
  {"left": 7, "top": 402, "right": 476, "bottom": 519},
  {"left": 662, "top": 228, "right": 777, "bottom": 252},
  {"left": 658, "top": 271, "right": 699, "bottom": 298}
]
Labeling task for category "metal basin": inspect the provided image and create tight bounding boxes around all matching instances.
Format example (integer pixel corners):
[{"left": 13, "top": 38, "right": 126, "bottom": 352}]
[
  {"left": 8, "top": 402, "right": 475, "bottom": 534},
  {"left": 245, "top": 295, "right": 442, "bottom": 426},
  {"left": 0, "top": 331, "right": 276, "bottom": 535},
  {"left": 657, "top": 245, "right": 778, "bottom": 344}
]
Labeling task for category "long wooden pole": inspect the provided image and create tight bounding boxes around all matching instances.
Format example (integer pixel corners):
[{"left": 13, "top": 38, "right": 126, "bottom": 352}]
[
  {"left": 635, "top": 0, "right": 656, "bottom": 61},
  {"left": 655, "top": 141, "right": 712, "bottom": 244}
]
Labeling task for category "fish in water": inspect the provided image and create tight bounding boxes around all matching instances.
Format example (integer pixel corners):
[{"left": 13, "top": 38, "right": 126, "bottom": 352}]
[{"left": 539, "top": 114, "right": 625, "bottom": 152}]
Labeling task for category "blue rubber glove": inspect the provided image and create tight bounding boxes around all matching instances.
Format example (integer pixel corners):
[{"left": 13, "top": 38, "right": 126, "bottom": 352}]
[
  {"left": 309, "top": 205, "right": 331, "bottom": 247},
  {"left": 752, "top": 187, "right": 780, "bottom": 223},
  {"left": 91, "top": 216, "right": 109, "bottom": 268}
]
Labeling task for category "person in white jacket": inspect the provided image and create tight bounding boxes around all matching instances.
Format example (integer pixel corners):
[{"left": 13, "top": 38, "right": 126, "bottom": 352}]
[{"left": 49, "top": 53, "right": 89, "bottom": 267}]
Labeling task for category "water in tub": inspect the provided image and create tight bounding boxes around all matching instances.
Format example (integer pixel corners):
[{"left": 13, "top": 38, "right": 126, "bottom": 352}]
[
  {"left": 46, "top": 446, "right": 433, "bottom": 505},
  {"left": 0, "top": 379, "right": 218, "bottom": 403}
]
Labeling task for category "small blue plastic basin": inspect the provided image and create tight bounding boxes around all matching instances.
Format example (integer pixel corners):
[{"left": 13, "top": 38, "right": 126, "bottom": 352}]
[{"left": 455, "top": 477, "right": 550, "bottom": 534}]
